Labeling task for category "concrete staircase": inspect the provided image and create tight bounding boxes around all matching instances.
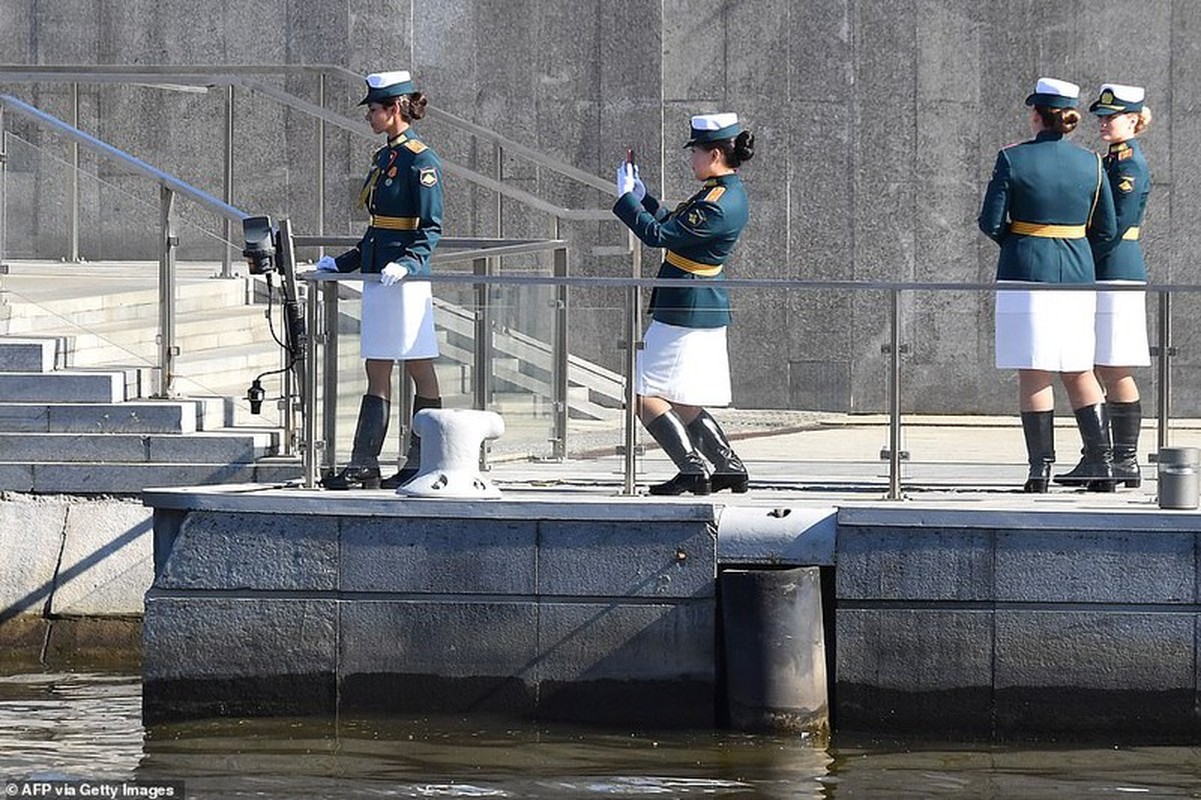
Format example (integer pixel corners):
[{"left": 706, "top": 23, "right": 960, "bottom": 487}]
[
  {"left": 0, "top": 334, "right": 299, "bottom": 493},
  {"left": 0, "top": 260, "right": 626, "bottom": 490}
]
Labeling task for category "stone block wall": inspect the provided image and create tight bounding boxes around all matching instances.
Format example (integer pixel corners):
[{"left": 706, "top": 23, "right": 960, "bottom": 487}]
[{"left": 3, "top": 0, "right": 1197, "bottom": 413}]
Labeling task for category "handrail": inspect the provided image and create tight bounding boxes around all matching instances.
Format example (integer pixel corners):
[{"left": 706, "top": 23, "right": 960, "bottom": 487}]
[
  {"left": 236, "top": 77, "right": 607, "bottom": 221},
  {"left": 0, "top": 64, "right": 615, "bottom": 215},
  {"left": 0, "top": 94, "right": 248, "bottom": 223},
  {"left": 0, "top": 93, "right": 254, "bottom": 397}
]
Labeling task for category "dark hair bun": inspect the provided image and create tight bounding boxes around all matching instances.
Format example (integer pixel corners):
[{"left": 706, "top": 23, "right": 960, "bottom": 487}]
[
  {"left": 734, "top": 130, "right": 754, "bottom": 163},
  {"left": 403, "top": 91, "right": 428, "bottom": 121},
  {"left": 1056, "top": 108, "right": 1079, "bottom": 134}
]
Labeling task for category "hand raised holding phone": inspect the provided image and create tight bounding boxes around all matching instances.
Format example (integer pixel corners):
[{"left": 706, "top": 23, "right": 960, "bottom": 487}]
[{"left": 615, "top": 148, "right": 646, "bottom": 201}]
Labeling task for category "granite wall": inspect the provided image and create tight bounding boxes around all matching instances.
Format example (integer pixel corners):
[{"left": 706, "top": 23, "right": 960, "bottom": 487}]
[{"left": 2, "top": 0, "right": 1198, "bottom": 414}]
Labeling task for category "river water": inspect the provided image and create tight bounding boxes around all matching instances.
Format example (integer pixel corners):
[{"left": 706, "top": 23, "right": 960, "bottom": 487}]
[{"left": 2, "top": 670, "right": 1201, "bottom": 799}]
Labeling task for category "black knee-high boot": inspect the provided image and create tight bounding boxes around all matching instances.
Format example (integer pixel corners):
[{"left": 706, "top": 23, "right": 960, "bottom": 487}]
[
  {"left": 381, "top": 395, "right": 442, "bottom": 489},
  {"left": 322, "top": 394, "right": 389, "bottom": 490},
  {"left": 1052, "top": 403, "right": 1116, "bottom": 492},
  {"left": 1020, "top": 410, "right": 1055, "bottom": 493},
  {"left": 1108, "top": 399, "right": 1142, "bottom": 488},
  {"left": 687, "top": 410, "right": 749, "bottom": 493},
  {"left": 644, "top": 411, "right": 710, "bottom": 496}
]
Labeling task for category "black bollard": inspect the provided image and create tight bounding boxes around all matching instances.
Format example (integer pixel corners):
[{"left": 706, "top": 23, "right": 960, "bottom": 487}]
[{"left": 719, "top": 566, "right": 829, "bottom": 735}]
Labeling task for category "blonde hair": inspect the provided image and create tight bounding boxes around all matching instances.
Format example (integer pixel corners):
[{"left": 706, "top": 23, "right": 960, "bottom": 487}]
[{"left": 1134, "top": 106, "right": 1152, "bottom": 135}]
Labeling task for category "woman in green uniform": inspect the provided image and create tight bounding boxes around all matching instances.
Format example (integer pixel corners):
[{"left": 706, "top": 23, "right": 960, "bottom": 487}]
[
  {"left": 318, "top": 70, "right": 444, "bottom": 490},
  {"left": 1056, "top": 84, "right": 1153, "bottom": 489},
  {"left": 613, "top": 113, "right": 754, "bottom": 496},
  {"left": 978, "top": 78, "right": 1118, "bottom": 492}
]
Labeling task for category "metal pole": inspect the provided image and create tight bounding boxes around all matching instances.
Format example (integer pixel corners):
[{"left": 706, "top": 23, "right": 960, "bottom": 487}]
[
  {"left": 157, "top": 186, "right": 178, "bottom": 398},
  {"left": 321, "top": 277, "right": 339, "bottom": 474},
  {"left": 622, "top": 231, "right": 642, "bottom": 495},
  {"left": 474, "top": 257, "right": 492, "bottom": 470},
  {"left": 495, "top": 143, "right": 503, "bottom": 239},
  {"left": 887, "top": 288, "right": 903, "bottom": 501},
  {"left": 222, "top": 85, "right": 234, "bottom": 278},
  {"left": 1157, "top": 290, "right": 1172, "bottom": 452},
  {"left": 316, "top": 73, "right": 325, "bottom": 259},
  {"left": 0, "top": 109, "right": 8, "bottom": 271},
  {"left": 551, "top": 238, "right": 568, "bottom": 460},
  {"left": 304, "top": 276, "right": 320, "bottom": 488},
  {"left": 69, "top": 82, "right": 79, "bottom": 262}
]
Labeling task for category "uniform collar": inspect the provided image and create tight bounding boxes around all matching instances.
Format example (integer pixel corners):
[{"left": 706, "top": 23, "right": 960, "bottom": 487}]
[
  {"left": 1108, "top": 140, "right": 1135, "bottom": 156},
  {"left": 702, "top": 172, "right": 739, "bottom": 188},
  {"left": 1033, "top": 130, "right": 1063, "bottom": 142},
  {"left": 387, "top": 132, "right": 412, "bottom": 148}
]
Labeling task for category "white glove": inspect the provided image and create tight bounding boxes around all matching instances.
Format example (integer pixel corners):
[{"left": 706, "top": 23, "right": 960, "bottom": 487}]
[
  {"left": 631, "top": 165, "right": 646, "bottom": 202},
  {"left": 380, "top": 261, "right": 410, "bottom": 286},
  {"left": 315, "top": 255, "right": 337, "bottom": 272},
  {"left": 615, "top": 162, "right": 636, "bottom": 197}
]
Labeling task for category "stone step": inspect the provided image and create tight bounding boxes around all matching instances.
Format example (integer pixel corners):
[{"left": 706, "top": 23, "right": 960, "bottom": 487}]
[
  {"left": 3, "top": 279, "right": 251, "bottom": 334},
  {"left": 0, "top": 337, "right": 59, "bottom": 372},
  {"left": 61, "top": 307, "right": 272, "bottom": 367},
  {"left": 0, "top": 430, "right": 279, "bottom": 463},
  {"left": 0, "top": 370, "right": 131, "bottom": 403},
  {"left": 0, "top": 457, "right": 303, "bottom": 494},
  {"left": 0, "top": 400, "right": 202, "bottom": 433}
]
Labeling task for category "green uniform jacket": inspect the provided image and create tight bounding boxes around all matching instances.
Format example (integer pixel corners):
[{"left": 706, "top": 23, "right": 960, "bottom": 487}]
[
  {"left": 978, "top": 131, "right": 1117, "bottom": 284},
  {"left": 1091, "top": 139, "right": 1151, "bottom": 281},
  {"left": 335, "top": 130, "right": 443, "bottom": 277},
  {"left": 612, "top": 173, "right": 749, "bottom": 329}
]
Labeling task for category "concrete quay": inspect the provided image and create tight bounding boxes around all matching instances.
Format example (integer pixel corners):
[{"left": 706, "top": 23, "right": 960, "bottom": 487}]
[
  {"left": 140, "top": 463, "right": 1201, "bottom": 739},
  {"left": 6, "top": 414, "right": 1201, "bottom": 738}
]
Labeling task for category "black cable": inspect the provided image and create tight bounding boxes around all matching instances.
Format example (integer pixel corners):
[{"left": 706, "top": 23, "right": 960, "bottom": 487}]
[{"left": 251, "top": 272, "right": 297, "bottom": 387}]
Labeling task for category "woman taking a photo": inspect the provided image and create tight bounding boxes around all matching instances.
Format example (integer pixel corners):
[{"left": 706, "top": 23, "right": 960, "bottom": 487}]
[
  {"left": 978, "top": 78, "right": 1118, "bottom": 493},
  {"left": 612, "top": 113, "right": 754, "bottom": 496},
  {"left": 317, "top": 70, "right": 444, "bottom": 490}
]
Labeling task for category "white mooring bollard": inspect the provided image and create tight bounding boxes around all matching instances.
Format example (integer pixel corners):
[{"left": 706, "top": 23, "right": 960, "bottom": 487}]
[{"left": 395, "top": 408, "right": 506, "bottom": 499}]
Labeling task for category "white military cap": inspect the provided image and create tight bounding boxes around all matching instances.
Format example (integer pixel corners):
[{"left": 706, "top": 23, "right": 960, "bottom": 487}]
[{"left": 1025, "top": 77, "right": 1080, "bottom": 108}]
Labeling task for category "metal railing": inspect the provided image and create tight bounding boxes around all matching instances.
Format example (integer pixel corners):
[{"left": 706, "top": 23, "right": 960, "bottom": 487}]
[
  {"left": 291, "top": 258, "right": 1182, "bottom": 499},
  {"left": 0, "top": 64, "right": 625, "bottom": 276},
  {"left": 294, "top": 231, "right": 571, "bottom": 488},
  {"left": 0, "top": 92, "right": 248, "bottom": 398}
]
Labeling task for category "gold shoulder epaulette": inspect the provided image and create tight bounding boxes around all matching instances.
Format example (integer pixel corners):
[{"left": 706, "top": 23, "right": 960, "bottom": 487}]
[
  {"left": 704, "top": 186, "right": 726, "bottom": 203},
  {"left": 404, "top": 140, "right": 428, "bottom": 153}
]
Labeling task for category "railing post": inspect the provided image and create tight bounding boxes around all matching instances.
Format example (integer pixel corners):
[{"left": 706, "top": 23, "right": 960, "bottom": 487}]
[
  {"left": 1157, "top": 290, "right": 1172, "bottom": 452},
  {"left": 321, "top": 275, "right": 339, "bottom": 475},
  {"left": 622, "top": 232, "right": 642, "bottom": 496},
  {"left": 474, "top": 257, "right": 493, "bottom": 471},
  {"left": 0, "top": 109, "right": 8, "bottom": 271},
  {"left": 551, "top": 239, "right": 569, "bottom": 460},
  {"left": 316, "top": 73, "right": 325, "bottom": 259},
  {"left": 304, "top": 274, "right": 321, "bottom": 488},
  {"left": 887, "top": 288, "right": 903, "bottom": 500},
  {"left": 157, "top": 186, "right": 178, "bottom": 398},
  {"left": 69, "top": 82, "right": 79, "bottom": 263},
  {"left": 222, "top": 85, "right": 235, "bottom": 278}
]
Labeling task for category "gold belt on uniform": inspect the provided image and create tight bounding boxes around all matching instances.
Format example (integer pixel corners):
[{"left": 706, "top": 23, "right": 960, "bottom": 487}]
[
  {"left": 370, "top": 214, "right": 420, "bottom": 230},
  {"left": 1009, "top": 221, "right": 1087, "bottom": 239},
  {"left": 664, "top": 250, "right": 723, "bottom": 277},
  {"left": 1123, "top": 226, "right": 1141, "bottom": 241}
]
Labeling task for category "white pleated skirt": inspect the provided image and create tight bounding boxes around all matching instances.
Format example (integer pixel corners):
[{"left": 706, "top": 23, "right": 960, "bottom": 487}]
[
  {"left": 1094, "top": 280, "right": 1150, "bottom": 367},
  {"left": 994, "top": 282, "right": 1096, "bottom": 371},
  {"left": 360, "top": 279, "right": 440, "bottom": 360},
  {"left": 636, "top": 320, "right": 732, "bottom": 406}
]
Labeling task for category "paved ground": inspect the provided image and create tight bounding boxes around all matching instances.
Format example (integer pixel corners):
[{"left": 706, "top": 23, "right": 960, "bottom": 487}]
[
  {"left": 6, "top": 261, "right": 1199, "bottom": 512},
  {"left": 483, "top": 412, "right": 1201, "bottom": 512}
]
